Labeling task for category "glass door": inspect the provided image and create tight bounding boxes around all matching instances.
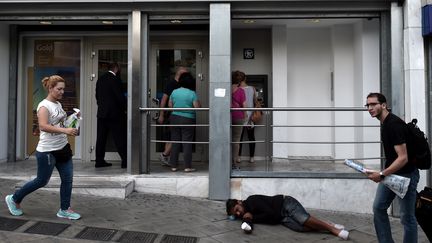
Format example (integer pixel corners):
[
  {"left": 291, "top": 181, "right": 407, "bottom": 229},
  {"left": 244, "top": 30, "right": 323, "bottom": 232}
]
[
  {"left": 88, "top": 45, "right": 127, "bottom": 162},
  {"left": 149, "top": 42, "right": 208, "bottom": 165}
]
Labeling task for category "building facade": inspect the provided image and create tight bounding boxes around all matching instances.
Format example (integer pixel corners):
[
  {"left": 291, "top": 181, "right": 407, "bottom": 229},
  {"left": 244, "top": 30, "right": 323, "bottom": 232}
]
[{"left": 0, "top": 0, "right": 430, "bottom": 213}]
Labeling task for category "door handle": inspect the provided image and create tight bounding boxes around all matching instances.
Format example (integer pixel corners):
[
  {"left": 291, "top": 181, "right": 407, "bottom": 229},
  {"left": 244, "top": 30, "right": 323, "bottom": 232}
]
[
  {"left": 197, "top": 73, "right": 204, "bottom": 81},
  {"left": 152, "top": 98, "right": 160, "bottom": 106},
  {"left": 152, "top": 98, "right": 160, "bottom": 121}
]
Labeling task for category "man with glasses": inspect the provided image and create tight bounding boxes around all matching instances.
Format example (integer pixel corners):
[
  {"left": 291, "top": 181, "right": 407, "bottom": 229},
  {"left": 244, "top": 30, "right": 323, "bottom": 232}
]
[{"left": 365, "top": 92, "right": 419, "bottom": 243}]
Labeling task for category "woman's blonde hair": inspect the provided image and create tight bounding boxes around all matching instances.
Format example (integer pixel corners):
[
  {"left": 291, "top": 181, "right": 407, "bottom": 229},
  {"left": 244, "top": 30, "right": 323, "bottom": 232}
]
[{"left": 41, "top": 75, "right": 65, "bottom": 90}]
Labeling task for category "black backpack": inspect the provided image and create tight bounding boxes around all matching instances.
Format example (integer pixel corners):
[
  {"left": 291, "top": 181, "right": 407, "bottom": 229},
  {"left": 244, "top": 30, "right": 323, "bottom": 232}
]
[{"left": 407, "top": 119, "right": 431, "bottom": 169}]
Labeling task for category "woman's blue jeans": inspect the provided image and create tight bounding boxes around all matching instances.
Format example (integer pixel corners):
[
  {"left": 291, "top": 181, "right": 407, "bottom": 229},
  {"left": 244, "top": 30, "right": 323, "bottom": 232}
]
[
  {"left": 372, "top": 169, "right": 419, "bottom": 243},
  {"left": 12, "top": 151, "right": 73, "bottom": 210}
]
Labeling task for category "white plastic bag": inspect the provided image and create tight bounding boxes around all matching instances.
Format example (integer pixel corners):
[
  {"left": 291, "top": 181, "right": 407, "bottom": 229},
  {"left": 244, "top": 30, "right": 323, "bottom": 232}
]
[{"left": 64, "top": 108, "right": 82, "bottom": 135}]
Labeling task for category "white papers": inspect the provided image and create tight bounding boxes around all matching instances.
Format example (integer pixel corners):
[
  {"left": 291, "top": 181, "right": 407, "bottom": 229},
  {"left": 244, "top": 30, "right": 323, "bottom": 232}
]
[
  {"left": 344, "top": 159, "right": 368, "bottom": 173},
  {"left": 344, "top": 159, "right": 411, "bottom": 199},
  {"left": 381, "top": 174, "right": 411, "bottom": 199}
]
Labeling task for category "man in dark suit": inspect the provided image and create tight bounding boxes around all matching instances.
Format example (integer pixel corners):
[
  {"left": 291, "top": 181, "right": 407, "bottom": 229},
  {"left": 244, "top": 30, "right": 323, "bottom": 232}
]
[{"left": 95, "top": 62, "right": 127, "bottom": 168}]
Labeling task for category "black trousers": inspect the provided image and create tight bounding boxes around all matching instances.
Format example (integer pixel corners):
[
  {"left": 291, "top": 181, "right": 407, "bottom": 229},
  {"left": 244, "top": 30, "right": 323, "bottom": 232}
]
[
  {"left": 239, "top": 126, "right": 255, "bottom": 157},
  {"left": 169, "top": 115, "right": 195, "bottom": 168},
  {"left": 95, "top": 117, "right": 127, "bottom": 166}
]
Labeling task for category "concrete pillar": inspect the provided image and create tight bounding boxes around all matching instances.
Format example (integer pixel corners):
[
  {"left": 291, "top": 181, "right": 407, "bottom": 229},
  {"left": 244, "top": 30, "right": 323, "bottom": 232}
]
[
  {"left": 128, "top": 11, "right": 149, "bottom": 174},
  {"left": 209, "top": 3, "right": 231, "bottom": 200},
  {"left": 403, "top": 0, "right": 428, "bottom": 188},
  {"left": 390, "top": 2, "right": 405, "bottom": 118}
]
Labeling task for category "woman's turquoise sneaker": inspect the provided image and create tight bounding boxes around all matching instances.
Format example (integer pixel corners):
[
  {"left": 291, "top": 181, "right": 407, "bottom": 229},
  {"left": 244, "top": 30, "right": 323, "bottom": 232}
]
[
  {"left": 56, "top": 208, "right": 81, "bottom": 220},
  {"left": 5, "top": 194, "right": 23, "bottom": 216}
]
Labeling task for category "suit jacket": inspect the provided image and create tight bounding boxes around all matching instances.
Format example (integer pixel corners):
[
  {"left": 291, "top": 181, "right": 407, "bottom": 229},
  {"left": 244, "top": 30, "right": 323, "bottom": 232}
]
[{"left": 96, "top": 71, "right": 127, "bottom": 119}]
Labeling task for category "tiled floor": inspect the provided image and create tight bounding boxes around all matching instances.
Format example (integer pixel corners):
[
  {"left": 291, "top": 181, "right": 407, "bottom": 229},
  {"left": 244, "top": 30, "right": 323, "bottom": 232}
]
[{"left": 0, "top": 158, "right": 380, "bottom": 178}]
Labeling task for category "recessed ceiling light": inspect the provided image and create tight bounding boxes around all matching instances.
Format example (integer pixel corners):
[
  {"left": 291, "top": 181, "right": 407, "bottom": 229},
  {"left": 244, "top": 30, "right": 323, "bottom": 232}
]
[
  {"left": 102, "top": 21, "right": 114, "bottom": 25},
  {"left": 39, "top": 21, "right": 52, "bottom": 25},
  {"left": 170, "top": 20, "right": 182, "bottom": 24},
  {"left": 243, "top": 20, "right": 256, "bottom": 24},
  {"left": 309, "top": 19, "right": 320, "bottom": 23}
]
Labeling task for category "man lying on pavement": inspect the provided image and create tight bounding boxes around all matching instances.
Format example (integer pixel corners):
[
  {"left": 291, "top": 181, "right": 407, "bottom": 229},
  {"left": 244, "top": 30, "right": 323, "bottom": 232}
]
[{"left": 226, "top": 194, "right": 349, "bottom": 240}]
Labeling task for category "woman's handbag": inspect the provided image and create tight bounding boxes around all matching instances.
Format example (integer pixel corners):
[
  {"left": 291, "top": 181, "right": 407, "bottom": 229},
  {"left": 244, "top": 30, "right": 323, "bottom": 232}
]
[
  {"left": 251, "top": 100, "right": 263, "bottom": 123},
  {"left": 51, "top": 143, "right": 73, "bottom": 163}
]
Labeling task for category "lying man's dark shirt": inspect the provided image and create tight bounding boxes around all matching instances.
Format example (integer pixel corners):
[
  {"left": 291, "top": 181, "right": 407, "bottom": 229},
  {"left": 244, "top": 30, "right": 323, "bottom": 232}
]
[{"left": 242, "top": 194, "right": 284, "bottom": 224}]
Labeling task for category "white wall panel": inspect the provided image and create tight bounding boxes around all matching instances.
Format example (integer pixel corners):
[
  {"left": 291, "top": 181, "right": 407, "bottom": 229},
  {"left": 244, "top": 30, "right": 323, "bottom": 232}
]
[
  {"left": 270, "top": 20, "right": 380, "bottom": 162},
  {"left": 285, "top": 27, "right": 332, "bottom": 157},
  {"left": 272, "top": 26, "right": 288, "bottom": 158},
  {"left": 333, "top": 25, "right": 356, "bottom": 160}
]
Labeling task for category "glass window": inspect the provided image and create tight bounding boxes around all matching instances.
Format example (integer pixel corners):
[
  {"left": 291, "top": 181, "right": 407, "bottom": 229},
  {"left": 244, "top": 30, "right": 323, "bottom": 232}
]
[{"left": 26, "top": 39, "right": 81, "bottom": 155}]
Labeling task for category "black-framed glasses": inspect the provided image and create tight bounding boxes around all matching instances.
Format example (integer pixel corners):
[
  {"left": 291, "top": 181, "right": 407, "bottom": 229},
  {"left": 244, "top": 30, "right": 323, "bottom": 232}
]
[{"left": 364, "top": 102, "right": 381, "bottom": 108}]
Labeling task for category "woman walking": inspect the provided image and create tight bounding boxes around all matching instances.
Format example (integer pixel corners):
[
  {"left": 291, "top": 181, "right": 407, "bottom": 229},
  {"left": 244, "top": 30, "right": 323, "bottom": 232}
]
[{"left": 5, "top": 75, "right": 81, "bottom": 220}]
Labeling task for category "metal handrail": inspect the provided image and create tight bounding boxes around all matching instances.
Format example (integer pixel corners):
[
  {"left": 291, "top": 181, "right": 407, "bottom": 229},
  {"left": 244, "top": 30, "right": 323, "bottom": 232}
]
[
  {"left": 139, "top": 106, "right": 367, "bottom": 111},
  {"left": 272, "top": 125, "right": 378, "bottom": 127},
  {"left": 139, "top": 106, "right": 382, "bottom": 164},
  {"left": 152, "top": 124, "right": 209, "bottom": 127},
  {"left": 150, "top": 139, "right": 209, "bottom": 145},
  {"left": 272, "top": 156, "right": 384, "bottom": 161},
  {"left": 139, "top": 107, "right": 209, "bottom": 111},
  {"left": 231, "top": 107, "right": 368, "bottom": 111},
  {"left": 272, "top": 141, "right": 380, "bottom": 144}
]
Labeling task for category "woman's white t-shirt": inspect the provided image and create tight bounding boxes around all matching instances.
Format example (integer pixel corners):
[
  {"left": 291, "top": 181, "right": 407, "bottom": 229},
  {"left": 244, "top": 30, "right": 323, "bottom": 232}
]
[
  {"left": 241, "top": 86, "right": 256, "bottom": 124},
  {"left": 36, "top": 99, "right": 68, "bottom": 152}
]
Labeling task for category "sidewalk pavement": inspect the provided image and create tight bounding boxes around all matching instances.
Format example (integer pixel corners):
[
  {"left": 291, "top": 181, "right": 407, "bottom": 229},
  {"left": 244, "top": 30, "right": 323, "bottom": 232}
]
[{"left": 0, "top": 178, "right": 428, "bottom": 243}]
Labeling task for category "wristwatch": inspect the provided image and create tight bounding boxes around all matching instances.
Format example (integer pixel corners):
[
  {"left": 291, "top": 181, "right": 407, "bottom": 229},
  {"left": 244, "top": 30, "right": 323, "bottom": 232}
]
[{"left": 379, "top": 171, "right": 385, "bottom": 179}]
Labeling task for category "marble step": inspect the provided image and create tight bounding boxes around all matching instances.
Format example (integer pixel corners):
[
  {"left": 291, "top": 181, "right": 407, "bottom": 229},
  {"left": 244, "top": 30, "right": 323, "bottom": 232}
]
[
  {"left": 15, "top": 177, "right": 134, "bottom": 199},
  {"left": 133, "top": 174, "right": 209, "bottom": 198}
]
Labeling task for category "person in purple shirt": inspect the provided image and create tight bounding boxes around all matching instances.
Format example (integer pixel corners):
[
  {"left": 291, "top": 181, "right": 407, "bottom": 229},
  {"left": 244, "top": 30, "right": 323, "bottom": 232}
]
[{"left": 231, "top": 72, "right": 247, "bottom": 168}]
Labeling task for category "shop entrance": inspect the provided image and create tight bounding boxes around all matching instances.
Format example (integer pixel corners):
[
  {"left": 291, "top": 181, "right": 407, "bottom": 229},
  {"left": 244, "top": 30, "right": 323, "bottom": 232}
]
[
  {"left": 149, "top": 40, "right": 209, "bottom": 168},
  {"left": 82, "top": 37, "right": 209, "bottom": 170},
  {"left": 83, "top": 38, "right": 128, "bottom": 163}
]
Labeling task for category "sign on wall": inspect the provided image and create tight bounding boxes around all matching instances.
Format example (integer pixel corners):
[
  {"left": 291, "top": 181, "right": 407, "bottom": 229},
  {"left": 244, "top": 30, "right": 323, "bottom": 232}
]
[{"left": 243, "top": 48, "right": 255, "bottom": 59}]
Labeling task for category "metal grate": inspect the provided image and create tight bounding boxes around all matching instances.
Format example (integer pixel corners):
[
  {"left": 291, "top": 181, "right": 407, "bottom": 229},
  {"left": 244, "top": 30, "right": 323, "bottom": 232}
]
[
  {"left": 160, "top": 234, "right": 198, "bottom": 243},
  {"left": 75, "top": 226, "right": 117, "bottom": 241},
  {"left": 24, "top": 221, "right": 70, "bottom": 236},
  {"left": 0, "top": 216, "right": 28, "bottom": 231},
  {"left": 118, "top": 231, "right": 158, "bottom": 243}
]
